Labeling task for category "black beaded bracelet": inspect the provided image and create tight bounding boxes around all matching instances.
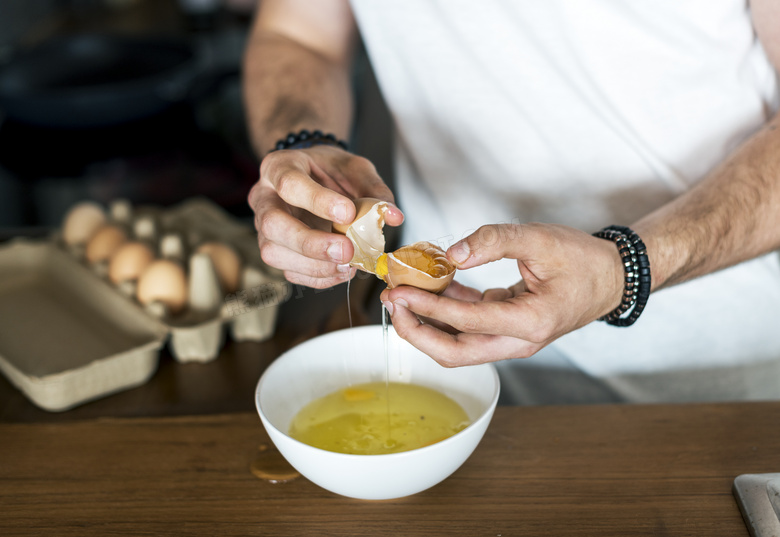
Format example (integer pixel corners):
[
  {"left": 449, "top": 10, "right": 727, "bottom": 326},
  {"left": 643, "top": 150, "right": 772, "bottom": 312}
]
[
  {"left": 270, "top": 129, "right": 349, "bottom": 154},
  {"left": 592, "top": 225, "right": 651, "bottom": 327}
]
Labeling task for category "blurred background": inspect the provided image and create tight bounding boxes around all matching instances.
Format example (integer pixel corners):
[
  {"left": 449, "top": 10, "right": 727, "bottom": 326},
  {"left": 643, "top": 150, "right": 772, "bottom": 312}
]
[{"left": 0, "top": 0, "right": 392, "bottom": 239}]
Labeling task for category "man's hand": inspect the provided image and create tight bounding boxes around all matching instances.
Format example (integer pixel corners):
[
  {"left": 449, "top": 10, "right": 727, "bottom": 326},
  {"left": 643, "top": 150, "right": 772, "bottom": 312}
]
[
  {"left": 244, "top": 0, "right": 406, "bottom": 288},
  {"left": 379, "top": 223, "right": 624, "bottom": 367},
  {"left": 249, "top": 144, "right": 404, "bottom": 288}
]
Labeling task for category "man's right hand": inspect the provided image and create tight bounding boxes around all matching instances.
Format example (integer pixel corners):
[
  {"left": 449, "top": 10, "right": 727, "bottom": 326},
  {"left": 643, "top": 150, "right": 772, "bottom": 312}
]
[{"left": 248, "top": 144, "right": 404, "bottom": 289}]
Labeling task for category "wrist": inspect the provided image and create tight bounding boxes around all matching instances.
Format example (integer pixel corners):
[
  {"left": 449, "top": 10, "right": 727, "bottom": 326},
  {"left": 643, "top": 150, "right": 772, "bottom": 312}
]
[
  {"left": 630, "top": 222, "right": 673, "bottom": 292},
  {"left": 592, "top": 225, "right": 651, "bottom": 327},
  {"left": 268, "top": 129, "right": 349, "bottom": 156}
]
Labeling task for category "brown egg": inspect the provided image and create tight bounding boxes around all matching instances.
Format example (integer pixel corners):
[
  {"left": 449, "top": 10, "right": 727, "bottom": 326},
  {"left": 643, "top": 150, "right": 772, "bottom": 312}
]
[
  {"left": 332, "top": 197, "right": 388, "bottom": 273},
  {"left": 376, "top": 241, "right": 456, "bottom": 295},
  {"left": 108, "top": 241, "right": 155, "bottom": 284},
  {"left": 194, "top": 241, "right": 242, "bottom": 293},
  {"left": 85, "top": 225, "right": 127, "bottom": 264},
  {"left": 62, "top": 201, "right": 107, "bottom": 246},
  {"left": 136, "top": 259, "right": 188, "bottom": 314}
]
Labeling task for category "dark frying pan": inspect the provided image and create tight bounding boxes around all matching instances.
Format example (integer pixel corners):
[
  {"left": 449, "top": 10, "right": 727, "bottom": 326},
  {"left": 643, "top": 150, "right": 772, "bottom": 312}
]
[{"left": 0, "top": 33, "right": 201, "bottom": 129}]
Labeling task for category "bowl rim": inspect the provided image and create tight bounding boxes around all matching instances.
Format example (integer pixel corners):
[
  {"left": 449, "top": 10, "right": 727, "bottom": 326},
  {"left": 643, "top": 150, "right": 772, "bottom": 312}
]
[{"left": 255, "top": 325, "right": 500, "bottom": 460}]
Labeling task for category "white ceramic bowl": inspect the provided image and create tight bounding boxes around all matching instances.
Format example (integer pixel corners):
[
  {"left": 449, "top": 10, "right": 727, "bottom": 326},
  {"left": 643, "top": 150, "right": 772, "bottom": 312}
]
[{"left": 255, "top": 325, "right": 500, "bottom": 500}]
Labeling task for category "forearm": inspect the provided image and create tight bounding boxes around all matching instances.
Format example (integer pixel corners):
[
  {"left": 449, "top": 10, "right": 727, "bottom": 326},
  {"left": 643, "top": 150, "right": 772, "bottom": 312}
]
[
  {"left": 633, "top": 113, "right": 780, "bottom": 291},
  {"left": 242, "top": 27, "right": 355, "bottom": 158}
]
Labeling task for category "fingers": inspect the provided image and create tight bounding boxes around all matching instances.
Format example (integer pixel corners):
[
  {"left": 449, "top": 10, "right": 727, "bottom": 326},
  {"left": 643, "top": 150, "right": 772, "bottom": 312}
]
[
  {"left": 261, "top": 152, "right": 356, "bottom": 226},
  {"left": 252, "top": 185, "right": 356, "bottom": 283},
  {"left": 382, "top": 204, "right": 405, "bottom": 228},
  {"left": 284, "top": 267, "right": 356, "bottom": 290},
  {"left": 387, "top": 302, "right": 540, "bottom": 367},
  {"left": 388, "top": 281, "right": 482, "bottom": 335},
  {"left": 440, "top": 281, "right": 512, "bottom": 302},
  {"left": 482, "top": 287, "right": 513, "bottom": 301},
  {"left": 316, "top": 151, "right": 404, "bottom": 227},
  {"left": 254, "top": 190, "right": 353, "bottom": 262},
  {"left": 378, "top": 223, "right": 631, "bottom": 368},
  {"left": 261, "top": 147, "right": 405, "bottom": 228},
  {"left": 441, "top": 280, "right": 484, "bottom": 302},
  {"left": 250, "top": 147, "right": 404, "bottom": 288},
  {"left": 261, "top": 241, "right": 353, "bottom": 278},
  {"left": 381, "top": 286, "right": 530, "bottom": 339},
  {"left": 447, "top": 223, "right": 529, "bottom": 269}
]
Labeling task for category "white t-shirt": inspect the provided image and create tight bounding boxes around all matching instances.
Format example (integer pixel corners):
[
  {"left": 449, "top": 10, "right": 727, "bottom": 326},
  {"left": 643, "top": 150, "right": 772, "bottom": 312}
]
[{"left": 350, "top": 0, "right": 780, "bottom": 402}]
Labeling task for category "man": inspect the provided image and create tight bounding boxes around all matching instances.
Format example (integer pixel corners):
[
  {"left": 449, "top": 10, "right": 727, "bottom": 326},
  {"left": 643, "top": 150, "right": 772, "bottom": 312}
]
[{"left": 244, "top": 0, "right": 780, "bottom": 404}]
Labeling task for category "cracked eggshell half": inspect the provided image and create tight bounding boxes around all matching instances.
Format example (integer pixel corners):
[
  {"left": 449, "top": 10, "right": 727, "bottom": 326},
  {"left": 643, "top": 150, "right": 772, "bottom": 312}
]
[
  {"left": 332, "top": 197, "right": 388, "bottom": 273},
  {"left": 377, "top": 241, "right": 456, "bottom": 295}
]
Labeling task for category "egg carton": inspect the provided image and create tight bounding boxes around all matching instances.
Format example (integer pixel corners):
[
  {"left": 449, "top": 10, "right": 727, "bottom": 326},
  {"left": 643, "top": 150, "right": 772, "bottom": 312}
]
[
  {"left": 0, "top": 198, "right": 289, "bottom": 411},
  {"left": 0, "top": 240, "right": 166, "bottom": 411},
  {"left": 58, "top": 197, "right": 289, "bottom": 364}
]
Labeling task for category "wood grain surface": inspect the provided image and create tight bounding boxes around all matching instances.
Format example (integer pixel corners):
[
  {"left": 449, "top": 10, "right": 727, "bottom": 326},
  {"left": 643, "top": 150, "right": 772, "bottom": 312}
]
[{"left": 3, "top": 402, "right": 777, "bottom": 536}]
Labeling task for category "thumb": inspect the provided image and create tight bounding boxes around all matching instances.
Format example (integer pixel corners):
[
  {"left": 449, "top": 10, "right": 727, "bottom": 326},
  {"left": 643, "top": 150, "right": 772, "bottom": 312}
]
[
  {"left": 447, "top": 224, "right": 527, "bottom": 269},
  {"left": 328, "top": 153, "right": 405, "bottom": 228},
  {"left": 323, "top": 152, "right": 405, "bottom": 228},
  {"left": 359, "top": 178, "right": 404, "bottom": 229}
]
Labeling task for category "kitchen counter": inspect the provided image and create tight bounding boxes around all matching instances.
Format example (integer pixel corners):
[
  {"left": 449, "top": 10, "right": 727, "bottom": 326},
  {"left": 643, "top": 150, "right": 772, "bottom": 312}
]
[{"left": 2, "top": 401, "right": 778, "bottom": 536}]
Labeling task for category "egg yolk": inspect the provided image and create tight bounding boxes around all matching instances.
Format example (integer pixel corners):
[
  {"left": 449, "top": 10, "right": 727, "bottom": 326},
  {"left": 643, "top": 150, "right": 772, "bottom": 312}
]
[
  {"left": 375, "top": 253, "right": 389, "bottom": 278},
  {"left": 342, "top": 387, "right": 376, "bottom": 401}
]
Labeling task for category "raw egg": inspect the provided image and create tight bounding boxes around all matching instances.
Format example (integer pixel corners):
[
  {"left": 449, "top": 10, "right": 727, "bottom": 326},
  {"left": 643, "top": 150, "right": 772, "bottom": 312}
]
[
  {"left": 194, "top": 241, "right": 242, "bottom": 293},
  {"left": 85, "top": 225, "right": 127, "bottom": 264},
  {"left": 108, "top": 241, "right": 155, "bottom": 284},
  {"left": 62, "top": 201, "right": 107, "bottom": 246},
  {"left": 136, "top": 259, "right": 188, "bottom": 315},
  {"left": 333, "top": 197, "right": 456, "bottom": 294},
  {"left": 288, "top": 381, "right": 470, "bottom": 455}
]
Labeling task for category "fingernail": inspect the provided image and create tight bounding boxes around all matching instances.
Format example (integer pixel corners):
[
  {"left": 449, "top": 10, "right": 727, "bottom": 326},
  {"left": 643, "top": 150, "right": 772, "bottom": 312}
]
[
  {"left": 388, "top": 204, "right": 405, "bottom": 224},
  {"left": 332, "top": 203, "right": 348, "bottom": 224},
  {"left": 450, "top": 241, "right": 470, "bottom": 265},
  {"left": 394, "top": 298, "right": 409, "bottom": 309},
  {"left": 336, "top": 263, "right": 352, "bottom": 273},
  {"left": 327, "top": 242, "right": 344, "bottom": 262},
  {"left": 382, "top": 300, "right": 394, "bottom": 316}
]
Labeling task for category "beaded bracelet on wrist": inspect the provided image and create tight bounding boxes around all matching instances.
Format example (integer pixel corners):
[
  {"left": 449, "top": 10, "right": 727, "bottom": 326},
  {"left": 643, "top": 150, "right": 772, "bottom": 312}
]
[
  {"left": 270, "top": 129, "right": 349, "bottom": 154},
  {"left": 592, "top": 225, "right": 651, "bottom": 327}
]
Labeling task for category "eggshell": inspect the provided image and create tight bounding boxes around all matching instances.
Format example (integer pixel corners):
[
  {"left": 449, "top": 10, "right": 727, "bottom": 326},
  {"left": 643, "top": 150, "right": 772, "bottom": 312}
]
[
  {"left": 109, "top": 198, "right": 133, "bottom": 224},
  {"left": 194, "top": 241, "right": 242, "bottom": 293},
  {"left": 133, "top": 215, "right": 157, "bottom": 243},
  {"left": 159, "top": 233, "right": 186, "bottom": 261},
  {"left": 85, "top": 225, "right": 127, "bottom": 264},
  {"left": 108, "top": 241, "right": 155, "bottom": 284},
  {"left": 332, "top": 197, "right": 388, "bottom": 273},
  {"left": 381, "top": 241, "right": 455, "bottom": 294},
  {"left": 62, "top": 202, "right": 107, "bottom": 246},
  {"left": 136, "top": 259, "right": 188, "bottom": 315}
]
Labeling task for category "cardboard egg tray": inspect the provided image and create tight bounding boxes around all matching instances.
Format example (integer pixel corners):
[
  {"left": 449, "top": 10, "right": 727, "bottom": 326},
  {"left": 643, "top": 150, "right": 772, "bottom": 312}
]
[{"left": 0, "top": 198, "right": 289, "bottom": 411}]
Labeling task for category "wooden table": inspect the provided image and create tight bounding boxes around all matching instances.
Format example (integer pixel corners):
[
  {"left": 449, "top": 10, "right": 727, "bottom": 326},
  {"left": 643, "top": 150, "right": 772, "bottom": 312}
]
[{"left": 2, "top": 401, "right": 778, "bottom": 536}]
